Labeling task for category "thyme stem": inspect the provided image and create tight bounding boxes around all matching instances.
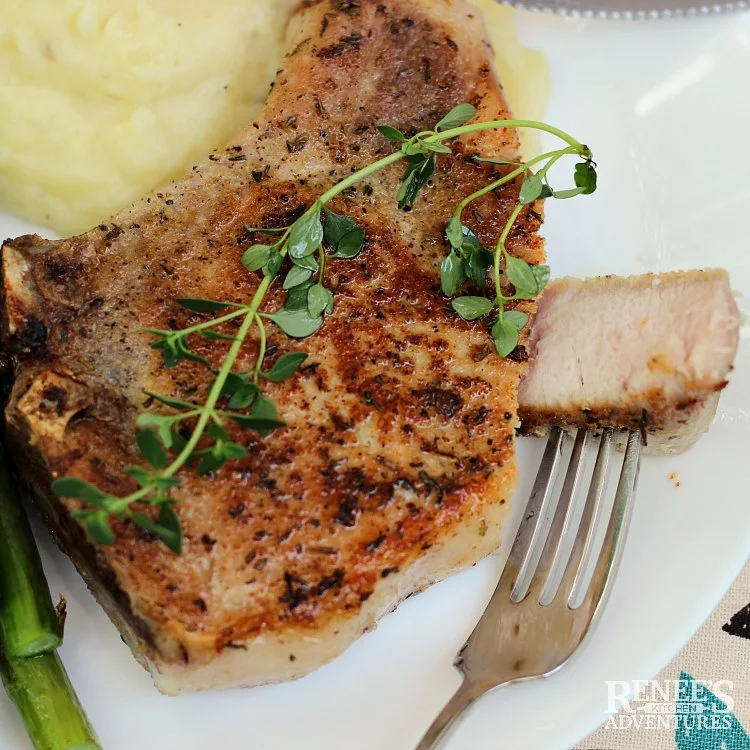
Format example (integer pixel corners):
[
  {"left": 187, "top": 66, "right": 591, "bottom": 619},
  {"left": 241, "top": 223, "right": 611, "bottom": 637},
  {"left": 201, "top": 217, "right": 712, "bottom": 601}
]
[
  {"left": 427, "top": 119, "right": 585, "bottom": 151},
  {"left": 318, "top": 152, "right": 405, "bottom": 205},
  {"left": 494, "top": 204, "right": 525, "bottom": 303},
  {"left": 136, "top": 307, "right": 248, "bottom": 338},
  {"left": 253, "top": 315, "right": 267, "bottom": 383},
  {"left": 453, "top": 148, "right": 570, "bottom": 219}
]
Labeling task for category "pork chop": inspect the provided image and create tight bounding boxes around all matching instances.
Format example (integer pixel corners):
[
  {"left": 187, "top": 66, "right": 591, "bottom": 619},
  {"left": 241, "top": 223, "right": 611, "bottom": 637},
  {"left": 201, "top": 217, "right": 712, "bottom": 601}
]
[
  {"left": 519, "top": 270, "right": 740, "bottom": 454},
  {"left": 0, "top": 0, "right": 544, "bottom": 693}
]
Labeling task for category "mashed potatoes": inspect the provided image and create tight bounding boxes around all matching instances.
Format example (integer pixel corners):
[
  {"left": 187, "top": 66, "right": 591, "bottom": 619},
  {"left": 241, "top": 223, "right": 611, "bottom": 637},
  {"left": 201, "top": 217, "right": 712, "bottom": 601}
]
[
  {"left": 0, "top": 0, "right": 547, "bottom": 236},
  {"left": 470, "top": 0, "right": 550, "bottom": 156},
  {"left": 0, "top": 0, "right": 296, "bottom": 234}
]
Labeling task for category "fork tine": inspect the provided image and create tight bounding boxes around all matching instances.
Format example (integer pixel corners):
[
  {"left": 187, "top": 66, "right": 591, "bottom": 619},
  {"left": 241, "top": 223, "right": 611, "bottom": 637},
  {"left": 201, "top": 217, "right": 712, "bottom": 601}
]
[
  {"left": 572, "top": 430, "right": 642, "bottom": 614},
  {"left": 536, "top": 429, "right": 591, "bottom": 605},
  {"left": 565, "top": 428, "right": 615, "bottom": 608},
  {"left": 455, "top": 428, "right": 565, "bottom": 653},
  {"left": 452, "top": 427, "right": 566, "bottom": 675},
  {"left": 449, "top": 428, "right": 565, "bottom": 674},
  {"left": 505, "top": 427, "right": 567, "bottom": 602}
]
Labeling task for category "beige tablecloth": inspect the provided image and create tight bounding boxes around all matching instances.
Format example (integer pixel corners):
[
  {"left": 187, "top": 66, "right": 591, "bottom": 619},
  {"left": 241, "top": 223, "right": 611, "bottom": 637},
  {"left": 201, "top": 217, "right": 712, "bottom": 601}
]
[{"left": 575, "top": 560, "right": 750, "bottom": 750}]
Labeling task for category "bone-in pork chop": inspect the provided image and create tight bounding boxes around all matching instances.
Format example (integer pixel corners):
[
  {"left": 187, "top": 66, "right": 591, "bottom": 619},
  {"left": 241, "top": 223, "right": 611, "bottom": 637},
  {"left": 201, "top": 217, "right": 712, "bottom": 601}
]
[{"left": 0, "top": 0, "right": 544, "bottom": 693}]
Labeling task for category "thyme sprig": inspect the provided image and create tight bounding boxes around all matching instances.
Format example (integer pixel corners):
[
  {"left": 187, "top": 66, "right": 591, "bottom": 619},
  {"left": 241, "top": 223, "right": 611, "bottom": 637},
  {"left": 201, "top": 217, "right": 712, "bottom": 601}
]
[{"left": 52, "top": 104, "right": 596, "bottom": 552}]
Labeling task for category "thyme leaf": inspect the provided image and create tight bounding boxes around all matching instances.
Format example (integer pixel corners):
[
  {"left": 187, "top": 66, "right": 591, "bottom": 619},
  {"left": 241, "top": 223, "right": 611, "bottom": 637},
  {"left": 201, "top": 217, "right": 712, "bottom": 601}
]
[
  {"left": 263, "top": 353, "right": 308, "bottom": 382},
  {"left": 435, "top": 103, "right": 477, "bottom": 132}
]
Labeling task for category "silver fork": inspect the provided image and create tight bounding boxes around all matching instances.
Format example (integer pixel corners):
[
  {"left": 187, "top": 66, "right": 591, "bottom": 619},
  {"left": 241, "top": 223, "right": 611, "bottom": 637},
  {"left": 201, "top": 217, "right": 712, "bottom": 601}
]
[{"left": 416, "top": 426, "right": 642, "bottom": 749}]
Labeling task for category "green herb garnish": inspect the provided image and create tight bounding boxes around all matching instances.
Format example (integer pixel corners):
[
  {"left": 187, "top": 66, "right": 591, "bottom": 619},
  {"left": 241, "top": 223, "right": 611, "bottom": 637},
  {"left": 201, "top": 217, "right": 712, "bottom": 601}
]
[{"left": 53, "top": 103, "right": 596, "bottom": 551}]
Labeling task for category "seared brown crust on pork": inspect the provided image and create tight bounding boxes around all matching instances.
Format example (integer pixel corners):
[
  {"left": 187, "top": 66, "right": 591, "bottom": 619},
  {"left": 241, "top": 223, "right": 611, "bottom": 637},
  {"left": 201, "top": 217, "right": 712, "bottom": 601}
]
[
  {"left": 519, "top": 271, "right": 739, "bottom": 454},
  {"left": 1, "top": 0, "right": 544, "bottom": 692}
]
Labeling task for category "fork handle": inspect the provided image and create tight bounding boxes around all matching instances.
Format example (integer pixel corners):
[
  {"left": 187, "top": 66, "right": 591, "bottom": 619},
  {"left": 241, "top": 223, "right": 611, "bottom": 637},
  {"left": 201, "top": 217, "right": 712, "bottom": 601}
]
[{"left": 415, "top": 680, "right": 487, "bottom": 750}]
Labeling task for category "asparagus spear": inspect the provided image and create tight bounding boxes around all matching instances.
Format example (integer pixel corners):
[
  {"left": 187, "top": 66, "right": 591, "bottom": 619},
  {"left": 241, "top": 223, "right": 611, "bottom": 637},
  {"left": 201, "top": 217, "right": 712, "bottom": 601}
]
[
  {"left": 0, "top": 443, "right": 61, "bottom": 657},
  {"left": 0, "top": 650, "right": 99, "bottom": 750},
  {"left": 0, "top": 435, "right": 101, "bottom": 749}
]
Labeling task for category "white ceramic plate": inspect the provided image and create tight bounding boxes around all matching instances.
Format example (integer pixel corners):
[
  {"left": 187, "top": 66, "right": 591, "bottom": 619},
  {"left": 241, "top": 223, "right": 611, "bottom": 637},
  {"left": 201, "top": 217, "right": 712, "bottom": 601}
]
[{"left": 2, "top": 10, "right": 750, "bottom": 750}]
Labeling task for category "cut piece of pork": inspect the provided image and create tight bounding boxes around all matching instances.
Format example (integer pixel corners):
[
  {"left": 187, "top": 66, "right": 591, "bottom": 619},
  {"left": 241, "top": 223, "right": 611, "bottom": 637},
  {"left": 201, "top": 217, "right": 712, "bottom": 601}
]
[
  {"left": 0, "top": 0, "right": 544, "bottom": 693},
  {"left": 519, "top": 270, "right": 740, "bottom": 454}
]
